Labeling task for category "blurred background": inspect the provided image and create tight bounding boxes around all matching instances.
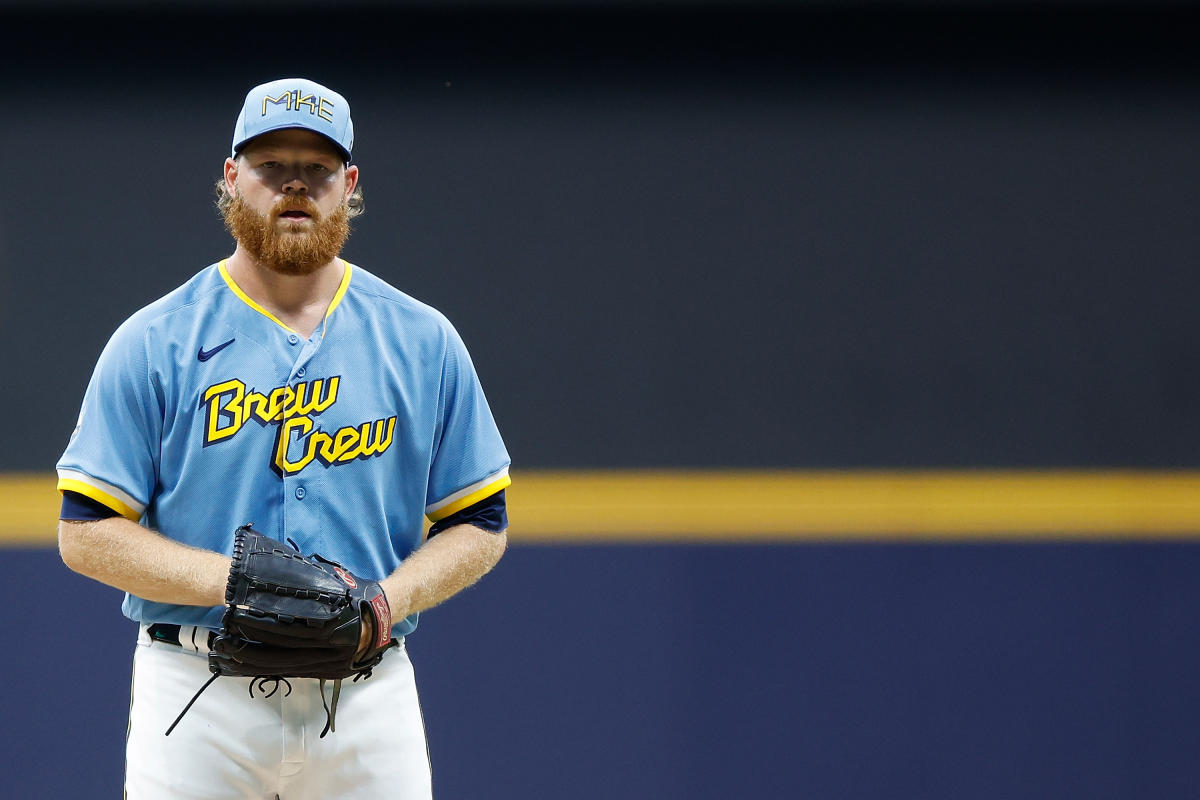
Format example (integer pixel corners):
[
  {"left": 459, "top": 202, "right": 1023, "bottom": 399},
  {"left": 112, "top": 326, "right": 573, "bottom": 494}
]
[{"left": 3, "top": 0, "right": 1200, "bottom": 797}]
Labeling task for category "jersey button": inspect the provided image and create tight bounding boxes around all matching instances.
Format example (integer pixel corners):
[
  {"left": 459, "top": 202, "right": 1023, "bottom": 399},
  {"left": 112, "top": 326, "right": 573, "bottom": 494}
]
[
  {"left": 295, "top": 486, "right": 307, "bottom": 500},
  {"left": 296, "top": 367, "right": 306, "bottom": 378},
  {"left": 288, "top": 334, "right": 300, "bottom": 345}
]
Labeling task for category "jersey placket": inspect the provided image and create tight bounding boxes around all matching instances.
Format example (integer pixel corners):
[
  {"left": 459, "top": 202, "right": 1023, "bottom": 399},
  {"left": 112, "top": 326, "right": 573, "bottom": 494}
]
[{"left": 279, "top": 328, "right": 324, "bottom": 552}]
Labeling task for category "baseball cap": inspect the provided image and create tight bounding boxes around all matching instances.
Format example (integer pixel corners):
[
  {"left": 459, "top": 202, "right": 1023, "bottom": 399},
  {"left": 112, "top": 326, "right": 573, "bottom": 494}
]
[{"left": 231, "top": 77, "right": 354, "bottom": 162}]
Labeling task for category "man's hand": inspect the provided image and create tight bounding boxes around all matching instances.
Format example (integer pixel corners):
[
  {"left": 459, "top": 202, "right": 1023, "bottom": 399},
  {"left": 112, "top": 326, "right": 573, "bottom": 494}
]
[{"left": 209, "top": 525, "right": 397, "bottom": 681}]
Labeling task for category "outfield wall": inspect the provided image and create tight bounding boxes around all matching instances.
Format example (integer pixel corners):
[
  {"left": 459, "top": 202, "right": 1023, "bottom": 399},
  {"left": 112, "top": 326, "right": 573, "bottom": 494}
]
[
  {"left": 7, "top": 541, "right": 1200, "bottom": 799},
  {"left": 3, "top": 4, "right": 1199, "bottom": 798}
]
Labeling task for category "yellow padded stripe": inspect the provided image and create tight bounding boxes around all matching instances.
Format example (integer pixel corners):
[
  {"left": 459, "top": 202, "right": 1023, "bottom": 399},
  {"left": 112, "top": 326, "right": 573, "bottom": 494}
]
[
  {"left": 11, "top": 470, "right": 1200, "bottom": 544},
  {"left": 504, "top": 469, "right": 1200, "bottom": 542},
  {"left": 56, "top": 478, "right": 141, "bottom": 522},
  {"left": 427, "top": 474, "right": 512, "bottom": 522}
]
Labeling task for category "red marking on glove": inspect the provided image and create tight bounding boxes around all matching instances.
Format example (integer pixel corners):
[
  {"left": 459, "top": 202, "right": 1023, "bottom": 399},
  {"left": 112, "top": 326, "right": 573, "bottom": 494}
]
[
  {"left": 369, "top": 594, "right": 391, "bottom": 650},
  {"left": 333, "top": 566, "right": 357, "bottom": 588}
]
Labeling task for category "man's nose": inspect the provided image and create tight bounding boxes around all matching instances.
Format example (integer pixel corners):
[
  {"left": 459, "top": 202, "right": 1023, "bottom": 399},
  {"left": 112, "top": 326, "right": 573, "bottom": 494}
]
[{"left": 282, "top": 174, "right": 308, "bottom": 194}]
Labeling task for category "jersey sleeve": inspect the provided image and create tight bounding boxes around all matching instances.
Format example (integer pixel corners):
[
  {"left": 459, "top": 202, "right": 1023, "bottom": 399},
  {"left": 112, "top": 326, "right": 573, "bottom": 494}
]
[
  {"left": 424, "top": 321, "right": 511, "bottom": 523},
  {"left": 428, "top": 489, "right": 507, "bottom": 536},
  {"left": 56, "top": 318, "right": 162, "bottom": 520}
]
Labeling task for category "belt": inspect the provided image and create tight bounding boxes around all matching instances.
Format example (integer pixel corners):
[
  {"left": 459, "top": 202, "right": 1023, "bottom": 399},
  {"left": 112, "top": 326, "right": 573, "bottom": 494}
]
[{"left": 144, "top": 623, "right": 216, "bottom": 653}]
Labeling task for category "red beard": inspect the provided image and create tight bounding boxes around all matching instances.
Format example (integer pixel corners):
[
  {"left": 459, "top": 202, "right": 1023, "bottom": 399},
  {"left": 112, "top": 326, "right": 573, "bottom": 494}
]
[{"left": 224, "top": 193, "right": 350, "bottom": 276}]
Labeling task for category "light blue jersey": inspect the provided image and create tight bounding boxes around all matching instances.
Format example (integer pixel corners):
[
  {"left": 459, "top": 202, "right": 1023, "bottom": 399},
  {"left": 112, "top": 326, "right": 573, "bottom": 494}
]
[{"left": 57, "top": 260, "right": 511, "bottom": 636}]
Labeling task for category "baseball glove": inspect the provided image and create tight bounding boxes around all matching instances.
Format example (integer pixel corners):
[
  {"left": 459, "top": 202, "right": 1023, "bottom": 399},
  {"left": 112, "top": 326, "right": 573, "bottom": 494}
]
[{"left": 166, "top": 524, "right": 397, "bottom": 737}]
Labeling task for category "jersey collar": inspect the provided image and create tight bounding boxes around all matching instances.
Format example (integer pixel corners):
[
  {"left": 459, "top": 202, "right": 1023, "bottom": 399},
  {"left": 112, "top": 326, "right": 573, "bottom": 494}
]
[{"left": 218, "top": 259, "right": 353, "bottom": 337}]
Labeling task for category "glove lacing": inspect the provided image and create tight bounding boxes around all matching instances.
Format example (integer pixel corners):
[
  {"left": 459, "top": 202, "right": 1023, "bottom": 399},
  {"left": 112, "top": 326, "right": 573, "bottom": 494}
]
[
  {"left": 319, "top": 679, "right": 340, "bottom": 737},
  {"left": 250, "top": 675, "right": 293, "bottom": 700},
  {"left": 319, "top": 666, "right": 379, "bottom": 737},
  {"left": 166, "top": 670, "right": 378, "bottom": 738},
  {"left": 165, "top": 673, "right": 220, "bottom": 736}
]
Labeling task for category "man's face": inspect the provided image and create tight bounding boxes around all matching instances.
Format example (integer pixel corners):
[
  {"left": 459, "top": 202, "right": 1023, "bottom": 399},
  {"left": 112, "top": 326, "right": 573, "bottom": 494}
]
[{"left": 222, "top": 128, "right": 360, "bottom": 275}]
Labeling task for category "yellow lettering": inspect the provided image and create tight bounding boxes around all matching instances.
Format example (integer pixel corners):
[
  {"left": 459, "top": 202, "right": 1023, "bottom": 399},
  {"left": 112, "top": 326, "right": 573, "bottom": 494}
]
[
  {"left": 317, "top": 97, "right": 335, "bottom": 123},
  {"left": 309, "top": 428, "right": 333, "bottom": 461},
  {"left": 202, "top": 379, "right": 246, "bottom": 445},
  {"left": 274, "top": 416, "right": 317, "bottom": 475},
  {"left": 200, "top": 375, "right": 393, "bottom": 475},
  {"left": 295, "top": 92, "right": 317, "bottom": 114},
  {"left": 329, "top": 426, "right": 362, "bottom": 462},
  {"left": 267, "top": 386, "right": 295, "bottom": 422},
  {"left": 355, "top": 417, "right": 396, "bottom": 460},
  {"left": 260, "top": 92, "right": 293, "bottom": 115},
  {"left": 244, "top": 390, "right": 270, "bottom": 425},
  {"left": 290, "top": 377, "right": 339, "bottom": 418}
]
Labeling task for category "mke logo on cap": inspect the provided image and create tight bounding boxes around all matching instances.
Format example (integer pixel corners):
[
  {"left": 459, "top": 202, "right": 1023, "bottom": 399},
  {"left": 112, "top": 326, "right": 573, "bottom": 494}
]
[{"left": 261, "top": 90, "right": 336, "bottom": 123}]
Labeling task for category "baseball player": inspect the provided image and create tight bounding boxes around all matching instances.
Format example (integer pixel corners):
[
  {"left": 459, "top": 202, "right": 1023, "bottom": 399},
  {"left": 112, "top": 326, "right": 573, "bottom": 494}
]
[{"left": 56, "top": 77, "right": 510, "bottom": 799}]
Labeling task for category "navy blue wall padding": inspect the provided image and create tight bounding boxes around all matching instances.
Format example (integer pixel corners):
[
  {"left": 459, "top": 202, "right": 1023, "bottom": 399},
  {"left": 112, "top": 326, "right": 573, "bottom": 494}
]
[{"left": 12, "top": 543, "right": 1200, "bottom": 800}]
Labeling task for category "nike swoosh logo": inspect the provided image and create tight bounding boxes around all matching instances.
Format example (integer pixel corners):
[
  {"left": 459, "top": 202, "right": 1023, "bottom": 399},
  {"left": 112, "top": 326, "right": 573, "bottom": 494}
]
[{"left": 197, "top": 338, "right": 236, "bottom": 362}]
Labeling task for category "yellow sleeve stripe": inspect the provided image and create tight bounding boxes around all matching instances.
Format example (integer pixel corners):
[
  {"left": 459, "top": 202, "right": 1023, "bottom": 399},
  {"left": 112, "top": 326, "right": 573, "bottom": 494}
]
[
  {"left": 56, "top": 477, "right": 142, "bottom": 521},
  {"left": 426, "top": 470, "right": 512, "bottom": 522}
]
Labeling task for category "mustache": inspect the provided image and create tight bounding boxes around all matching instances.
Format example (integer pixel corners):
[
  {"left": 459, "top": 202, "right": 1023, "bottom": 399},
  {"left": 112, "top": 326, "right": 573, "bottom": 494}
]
[{"left": 273, "top": 196, "right": 320, "bottom": 217}]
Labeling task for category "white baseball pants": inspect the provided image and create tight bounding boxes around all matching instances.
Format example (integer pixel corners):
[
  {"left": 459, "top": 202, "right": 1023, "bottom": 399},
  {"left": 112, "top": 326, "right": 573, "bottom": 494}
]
[{"left": 124, "top": 624, "right": 433, "bottom": 799}]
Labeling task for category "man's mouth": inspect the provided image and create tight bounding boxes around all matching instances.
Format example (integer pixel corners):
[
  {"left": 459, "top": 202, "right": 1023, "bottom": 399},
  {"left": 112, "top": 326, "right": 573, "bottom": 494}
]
[{"left": 279, "top": 210, "right": 311, "bottom": 220}]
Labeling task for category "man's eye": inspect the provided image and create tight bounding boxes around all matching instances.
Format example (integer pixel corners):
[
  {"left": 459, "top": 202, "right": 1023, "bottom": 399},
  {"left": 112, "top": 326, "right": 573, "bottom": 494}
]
[
  {"left": 308, "top": 164, "right": 330, "bottom": 174},
  {"left": 259, "top": 161, "right": 279, "bottom": 169}
]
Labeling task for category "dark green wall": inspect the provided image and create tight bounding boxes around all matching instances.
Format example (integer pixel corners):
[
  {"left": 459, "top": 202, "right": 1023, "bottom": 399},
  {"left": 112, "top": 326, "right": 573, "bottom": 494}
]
[{"left": 3, "top": 4, "right": 1199, "bottom": 470}]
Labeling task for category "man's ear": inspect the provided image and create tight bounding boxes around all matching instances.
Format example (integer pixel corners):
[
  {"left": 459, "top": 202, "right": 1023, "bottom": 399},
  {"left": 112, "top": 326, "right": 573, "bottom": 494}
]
[{"left": 224, "top": 157, "right": 239, "bottom": 195}]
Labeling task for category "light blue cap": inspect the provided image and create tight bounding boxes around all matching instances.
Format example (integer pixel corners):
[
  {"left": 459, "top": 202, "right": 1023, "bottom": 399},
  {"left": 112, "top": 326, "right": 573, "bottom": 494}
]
[{"left": 231, "top": 78, "right": 354, "bottom": 162}]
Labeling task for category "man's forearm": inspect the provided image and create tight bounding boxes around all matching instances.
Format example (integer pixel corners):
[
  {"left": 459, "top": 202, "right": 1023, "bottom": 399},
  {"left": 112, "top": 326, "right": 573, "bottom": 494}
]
[
  {"left": 58, "top": 517, "right": 229, "bottom": 607},
  {"left": 381, "top": 525, "right": 507, "bottom": 620},
  {"left": 59, "top": 517, "right": 505, "bottom": 617}
]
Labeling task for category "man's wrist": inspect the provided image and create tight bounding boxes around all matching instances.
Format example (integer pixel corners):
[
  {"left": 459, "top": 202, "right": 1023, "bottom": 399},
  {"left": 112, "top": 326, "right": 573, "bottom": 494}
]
[{"left": 379, "top": 578, "right": 411, "bottom": 621}]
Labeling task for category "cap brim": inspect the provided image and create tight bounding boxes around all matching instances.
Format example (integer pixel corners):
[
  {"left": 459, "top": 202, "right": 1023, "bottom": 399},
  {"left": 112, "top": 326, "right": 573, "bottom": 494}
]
[{"left": 233, "top": 123, "right": 352, "bottom": 163}]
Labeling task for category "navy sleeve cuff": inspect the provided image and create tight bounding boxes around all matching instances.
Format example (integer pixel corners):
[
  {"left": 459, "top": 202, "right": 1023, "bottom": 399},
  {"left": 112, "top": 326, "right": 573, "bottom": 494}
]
[
  {"left": 428, "top": 489, "right": 507, "bottom": 537},
  {"left": 60, "top": 489, "right": 122, "bottom": 521}
]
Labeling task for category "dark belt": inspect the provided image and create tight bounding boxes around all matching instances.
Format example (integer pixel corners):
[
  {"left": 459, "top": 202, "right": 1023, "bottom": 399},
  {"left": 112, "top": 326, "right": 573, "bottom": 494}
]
[{"left": 146, "top": 623, "right": 215, "bottom": 650}]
